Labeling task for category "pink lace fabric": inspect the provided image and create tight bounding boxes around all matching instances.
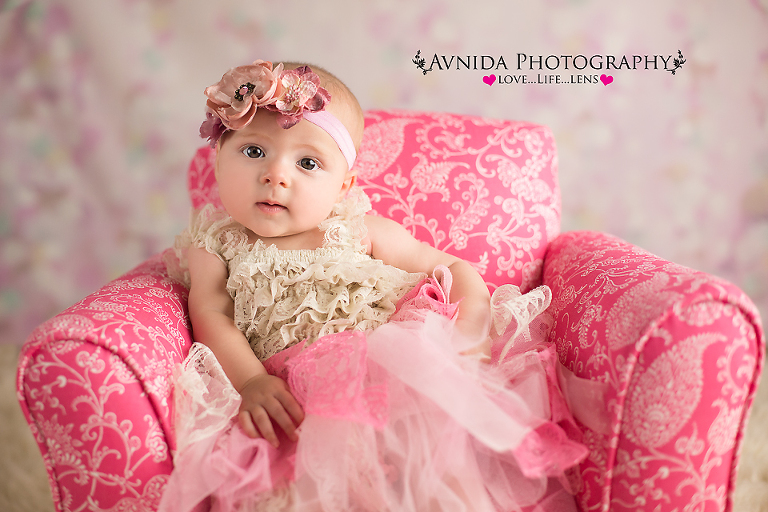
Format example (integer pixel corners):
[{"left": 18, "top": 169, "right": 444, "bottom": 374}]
[{"left": 161, "top": 272, "right": 587, "bottom": 511}]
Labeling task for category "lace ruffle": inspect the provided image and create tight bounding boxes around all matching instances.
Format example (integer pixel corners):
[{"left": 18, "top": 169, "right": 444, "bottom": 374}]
[
  {"left": 167, "top": 186, "right": 373, "bottom": 288},
  {"left": 318, "top": 186, "right": 372, "bottom": 254},
  {"left": 166, "top": 204, "right": 248, "bottom": 288},
  {"left": 172, "top": 343, "right": 241, "bottom": 459},
  {"left": 167, "top": 188, "right": 425, "bottom": 361},
  {"left": 228, "top": 250, "right": 423, "bottom": 360},
  {"left": 490, "top": 284, "right": 554, "bottom": 362}
]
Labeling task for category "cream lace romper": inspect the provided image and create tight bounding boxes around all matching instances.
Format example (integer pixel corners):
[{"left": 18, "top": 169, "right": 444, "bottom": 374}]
[{"left": 168, "top": 186, "right": 424, "bottom": 360}]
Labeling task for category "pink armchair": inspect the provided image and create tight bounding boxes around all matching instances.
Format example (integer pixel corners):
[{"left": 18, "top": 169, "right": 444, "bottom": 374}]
[{"left": 17, "top": 110, "right": 764, "bottom": 512}]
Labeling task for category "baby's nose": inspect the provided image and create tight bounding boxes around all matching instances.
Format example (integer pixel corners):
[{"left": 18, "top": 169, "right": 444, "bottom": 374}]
[{"left": 261, "top": 163, "right": 290, "bottom": 187}]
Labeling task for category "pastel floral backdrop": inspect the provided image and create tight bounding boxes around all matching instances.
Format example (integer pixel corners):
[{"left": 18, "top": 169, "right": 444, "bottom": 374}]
[{"left": 1, "top": 0, "right": 767, "bottom": 346}]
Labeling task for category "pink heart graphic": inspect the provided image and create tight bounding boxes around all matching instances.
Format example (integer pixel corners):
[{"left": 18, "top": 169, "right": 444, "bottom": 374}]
[
  {"left": 482, "top": 74, "right": 496, "bottom": 86},
  {"left": 600, "top": 74, "right": 613, "bottom": 86}
]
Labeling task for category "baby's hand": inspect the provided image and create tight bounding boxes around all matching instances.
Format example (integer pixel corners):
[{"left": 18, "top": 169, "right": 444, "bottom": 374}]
[{"left": 237, "top": 374, "right": 305, "bottom": 447}]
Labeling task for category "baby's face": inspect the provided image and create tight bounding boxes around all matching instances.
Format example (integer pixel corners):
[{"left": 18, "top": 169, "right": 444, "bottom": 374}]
[{"left": 215, "top": 109, "right": 355, "bottom": 250}]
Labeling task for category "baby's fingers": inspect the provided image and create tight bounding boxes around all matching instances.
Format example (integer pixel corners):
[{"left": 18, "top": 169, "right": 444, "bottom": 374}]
[
  {"left": 264, "top": 397, "right": 302, "bottom": 443},
  {"left": 277, "top": 391, "right": 305, "bottom": 428},
  {"left": 239, "top": 408, "right": 279, "bottom": 447},
  {"left": 238, "top": 410, "right": 258, "bottom": 438}
]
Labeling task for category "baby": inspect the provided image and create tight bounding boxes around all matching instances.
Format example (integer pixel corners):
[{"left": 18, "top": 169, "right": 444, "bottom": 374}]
[
  {"left": 191, "top": 61, "right": 491, "bottom": 446},
  {"left": 161, "top": 59, "right": 586, "bottom": 512}
]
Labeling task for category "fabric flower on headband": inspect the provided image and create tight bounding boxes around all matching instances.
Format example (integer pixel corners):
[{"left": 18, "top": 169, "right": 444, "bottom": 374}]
[
  {"left": 270, "top": 66, "right": 331, "bottom": 128},
  {"left": 199, "top": 60, "right": 331, "bottom": 146}
]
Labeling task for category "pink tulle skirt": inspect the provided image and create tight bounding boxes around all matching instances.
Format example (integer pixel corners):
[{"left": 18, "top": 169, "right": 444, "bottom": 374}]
[{"left": 159, "top": 273, "right": 587, "bottom": 512}]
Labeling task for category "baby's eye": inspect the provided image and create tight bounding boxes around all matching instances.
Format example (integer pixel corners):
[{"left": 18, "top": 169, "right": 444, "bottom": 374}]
[
  {"left": 298, "top": 157, "right": 319, "bottom": 171},
  {"left": 242, "top": 145, "right": 265, "bottom": 159}
]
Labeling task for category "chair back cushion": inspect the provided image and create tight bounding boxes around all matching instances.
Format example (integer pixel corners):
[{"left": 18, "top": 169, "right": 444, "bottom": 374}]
[{"left": 187, "top": 110, "right": 560, "bottom": 290}]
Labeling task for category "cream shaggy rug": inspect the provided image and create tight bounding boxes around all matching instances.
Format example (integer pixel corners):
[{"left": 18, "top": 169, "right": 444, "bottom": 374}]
[{"left": 2, "top": 342, "right": 767, "bottom": 512}]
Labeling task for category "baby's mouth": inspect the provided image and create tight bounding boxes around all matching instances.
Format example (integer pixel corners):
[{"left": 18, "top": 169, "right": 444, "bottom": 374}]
[{"left": 256, "top": 201, "right": 287, "bottom": 214}]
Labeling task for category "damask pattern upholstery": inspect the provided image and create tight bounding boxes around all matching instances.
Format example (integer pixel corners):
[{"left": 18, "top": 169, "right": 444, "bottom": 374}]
[
  {"left": 544, "top": 232, "right": 763, "bottom": 511},
  {"left": 17, "top": 110, "right": 764, "bottom": 512}
]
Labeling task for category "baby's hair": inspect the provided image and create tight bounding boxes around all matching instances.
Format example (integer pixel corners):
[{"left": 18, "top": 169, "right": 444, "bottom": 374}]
[{"left": 281, "top": 61, "right": 365, "bottom": 152}]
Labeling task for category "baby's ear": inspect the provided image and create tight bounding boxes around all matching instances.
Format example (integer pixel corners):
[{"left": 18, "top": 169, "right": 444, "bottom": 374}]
[{"left": 339, "top": 172, "right": 357, "bottom": 198}]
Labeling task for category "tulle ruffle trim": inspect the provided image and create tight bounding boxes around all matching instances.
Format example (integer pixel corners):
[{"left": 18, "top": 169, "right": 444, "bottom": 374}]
[
  {"left": 161, "top": 275, "right": 588, "bottom": 512},
  {"left": 165, "top": 319, "right": 586, "bottom": 512}
]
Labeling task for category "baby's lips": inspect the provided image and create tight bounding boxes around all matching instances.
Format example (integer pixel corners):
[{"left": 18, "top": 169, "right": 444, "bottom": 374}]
[{"left": 256, "top": 201, "right": 288, "bottom": 214}]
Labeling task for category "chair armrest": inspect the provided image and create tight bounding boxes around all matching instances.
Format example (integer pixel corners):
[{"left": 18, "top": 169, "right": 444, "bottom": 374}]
[
  {"left": 543, "top": 231, "right": 764, "bottom": 512},
  {"left": 16, "top": 252, "right": 193, "bottom": 512}
]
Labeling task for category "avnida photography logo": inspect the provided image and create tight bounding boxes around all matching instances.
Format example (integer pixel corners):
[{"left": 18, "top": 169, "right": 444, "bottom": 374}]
[{"left": 412, "top": 49, "right": 686, "bottom": 86}]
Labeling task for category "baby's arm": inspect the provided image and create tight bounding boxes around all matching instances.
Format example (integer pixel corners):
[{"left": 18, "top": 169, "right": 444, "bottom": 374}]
[
  {"left": 187, "top": 247, "right": 304, "bottom": 446},
  {"left": 365, "top": 215, "right": 491, "bottom": 350}
]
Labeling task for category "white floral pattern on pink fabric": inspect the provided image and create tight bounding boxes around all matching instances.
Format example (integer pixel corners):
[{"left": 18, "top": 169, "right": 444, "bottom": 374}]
[
  {"left": 17, "top": 111, "right": 764, "bottom": 512},
  {"left": 18, "top": 256, "right": 190, "bottom": 512},
  {"left": 544, "top": 231, "right": 764, "bottom": 512}
]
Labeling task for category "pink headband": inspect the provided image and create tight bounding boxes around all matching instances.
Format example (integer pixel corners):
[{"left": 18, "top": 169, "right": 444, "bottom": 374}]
[
  {"left": 199, "top": 60, "right": 357, "bottom": 170},
  {"left": 303, "top": 110, "right": 356, "bottom": 170}
]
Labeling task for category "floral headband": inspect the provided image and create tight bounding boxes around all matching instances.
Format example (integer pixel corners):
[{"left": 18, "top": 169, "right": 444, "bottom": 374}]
[{"left": 199, "top": 60, "right": 357, "bottom": 169}]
